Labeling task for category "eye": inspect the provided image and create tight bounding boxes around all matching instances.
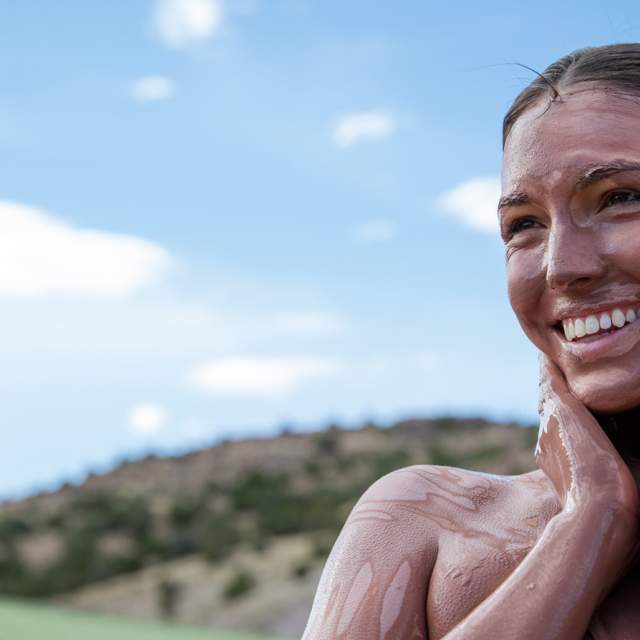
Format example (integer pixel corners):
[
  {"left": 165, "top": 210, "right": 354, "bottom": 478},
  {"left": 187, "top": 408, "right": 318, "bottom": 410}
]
[
  {"left": 505, "top": 217, "right": 540, "bottom": 240},
  {"left": 600, "top": 189, "right": 640, "bottom": 210}
]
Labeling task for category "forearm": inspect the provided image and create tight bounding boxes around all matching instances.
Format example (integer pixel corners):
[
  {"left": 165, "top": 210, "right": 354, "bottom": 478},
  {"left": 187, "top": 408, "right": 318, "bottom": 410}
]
[{"left": 441, "top": 503, "right": 634, "bottom": 640}]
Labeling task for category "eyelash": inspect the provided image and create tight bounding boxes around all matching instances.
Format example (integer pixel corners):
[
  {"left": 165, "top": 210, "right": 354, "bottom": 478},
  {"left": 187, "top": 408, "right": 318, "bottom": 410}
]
[
  {"left": 505, "top": 189, "right": 640, "bottom": 240},
  {"left": 599, "top": 189, "right": 640, "bottom": 209},
  {"left": 505, "top": 217, "right": 538, "bottom": 240}
]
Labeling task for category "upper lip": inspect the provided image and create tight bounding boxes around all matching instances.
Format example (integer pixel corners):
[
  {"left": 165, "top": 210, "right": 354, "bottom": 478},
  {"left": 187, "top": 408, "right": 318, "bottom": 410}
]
[{"left": 551, "top": 300, "right": 640, "bottom": 324}]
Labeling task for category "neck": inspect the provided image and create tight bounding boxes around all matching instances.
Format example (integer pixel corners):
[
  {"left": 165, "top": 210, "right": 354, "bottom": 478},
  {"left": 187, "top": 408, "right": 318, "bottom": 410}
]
[{"left": 594, "top": 406, "right": 640, "bottom": 463}]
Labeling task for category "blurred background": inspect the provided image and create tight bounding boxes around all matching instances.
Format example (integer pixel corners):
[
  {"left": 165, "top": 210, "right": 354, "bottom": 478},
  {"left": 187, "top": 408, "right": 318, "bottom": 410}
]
[{"left": 1, "top": 1, "right": 637, "bottom": 638}]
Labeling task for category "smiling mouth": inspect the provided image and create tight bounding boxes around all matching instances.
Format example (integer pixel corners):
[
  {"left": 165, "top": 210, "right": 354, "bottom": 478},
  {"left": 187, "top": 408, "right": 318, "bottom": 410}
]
[{"left": 554, "top": 306, "right": 640, "bottom": 342}]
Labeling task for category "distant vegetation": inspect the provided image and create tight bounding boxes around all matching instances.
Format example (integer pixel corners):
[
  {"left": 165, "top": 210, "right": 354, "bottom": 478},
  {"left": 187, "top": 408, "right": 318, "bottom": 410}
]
[{"left": 0, "top": 417, "right": 537, "bottom": 602}]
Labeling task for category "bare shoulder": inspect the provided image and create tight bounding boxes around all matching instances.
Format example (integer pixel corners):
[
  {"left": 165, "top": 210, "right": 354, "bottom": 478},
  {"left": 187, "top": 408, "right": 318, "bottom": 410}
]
[
  {"left": 360, "top": 464, "right": 558, "bottom": 534},
  {"left": 303, "top": 464, "right": 557, "bottom": 639},
  {"left": 302, "top": 465, "right": 442, "bottom": 638}
]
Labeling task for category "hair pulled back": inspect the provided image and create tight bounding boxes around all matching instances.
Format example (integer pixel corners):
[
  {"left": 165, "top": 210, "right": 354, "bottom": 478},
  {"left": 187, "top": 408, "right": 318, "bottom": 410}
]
[{"left": 503, "top": 43, "right": 640, "bottom": 148}]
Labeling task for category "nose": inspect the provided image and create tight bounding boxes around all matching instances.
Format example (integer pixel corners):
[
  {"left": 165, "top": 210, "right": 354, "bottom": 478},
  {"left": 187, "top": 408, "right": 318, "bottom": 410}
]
[{"left": 545, "top": 222, "right": 606, "bottom": 291}]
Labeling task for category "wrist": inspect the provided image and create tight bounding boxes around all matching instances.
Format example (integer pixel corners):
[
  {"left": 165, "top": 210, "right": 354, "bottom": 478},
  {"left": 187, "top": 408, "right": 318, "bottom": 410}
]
[
  {"left": 566, "top": 464, "right": 639, "bottom": 515},
  {"left": 562, "top": 494, "right": 638, "bottom": 548}
]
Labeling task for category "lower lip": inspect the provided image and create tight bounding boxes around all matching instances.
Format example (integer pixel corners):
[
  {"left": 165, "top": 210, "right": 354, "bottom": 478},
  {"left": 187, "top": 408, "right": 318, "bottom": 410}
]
[{"left": 560, "top": 318, "right": 640, "bottom": 363}]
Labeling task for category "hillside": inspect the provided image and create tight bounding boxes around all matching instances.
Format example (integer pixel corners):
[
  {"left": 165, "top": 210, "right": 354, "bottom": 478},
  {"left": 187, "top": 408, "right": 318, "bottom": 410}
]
[{"left": 0, "top": 417, "right": 537, "bottom": 638}]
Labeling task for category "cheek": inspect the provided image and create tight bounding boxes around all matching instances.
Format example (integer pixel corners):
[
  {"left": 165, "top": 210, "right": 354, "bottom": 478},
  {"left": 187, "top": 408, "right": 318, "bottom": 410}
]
[
  {"left": 563, "top": 222, "right": 640, "bottom": 412},
  {"left": 506, "top": 245, "right": 547, "bottom": 342},
  {"left": 602, "top": 221, "right": 640, "bottom": 281}
]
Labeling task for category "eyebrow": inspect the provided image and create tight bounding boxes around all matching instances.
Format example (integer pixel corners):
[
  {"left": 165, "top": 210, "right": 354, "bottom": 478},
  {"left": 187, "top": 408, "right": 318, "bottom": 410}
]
[
  {"left": 498, "top": 159, "right": 640, "bottom": 211},
  {"left": 497, "top": 191, "right": 529, "bottom": 210},
  {"left": 576, "top": 159, "right": 640, "bottom": 189}
]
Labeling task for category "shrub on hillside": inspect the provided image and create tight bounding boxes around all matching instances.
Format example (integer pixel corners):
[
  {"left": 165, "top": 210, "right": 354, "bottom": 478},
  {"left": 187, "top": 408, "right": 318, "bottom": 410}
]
[
  {"left": 169, "top": 497, "right": 204, "bottom": 527},
  {"left": 311, "top": 533, "right": 336, "bottom": 560},
  {"left": 230, "top": 470, "right": 290, "bottom": 511},
  {"left": 291, "top": 558, "right": 311, "bottom": 579},
  {"left": 0, "top": 516, "right": 31, "bottom": 542},
  {"left": 162, "top": 527, "right": 197, "bottom": 559},
  {"left": 222, "top": 568, "right": 256, "bottom": 600},
  {"left": 157, "top": 578, "right": 182, "bottom": 618},
  {"left": 0, "top": 541, "right": 27, "bottom": 595},
  {"left": 427, "top": 441, "right": 460, "bottom": 467},
  {"left": 313, "top": 427, "right": 341, "bottom": 456},
  {"left": 369, "top": 449, "right": 410, "bottom": 478},
  {"left": 69, "top": 493, "right": 152, "bottom": 537},
  {"left": 197, "top": 512, "right": 240, "bottom": 563}
]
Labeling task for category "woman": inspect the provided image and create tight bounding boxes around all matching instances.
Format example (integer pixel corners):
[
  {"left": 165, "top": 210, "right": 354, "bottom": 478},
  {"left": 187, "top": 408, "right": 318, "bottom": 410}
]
[{"left": 302, "top": 43, "right": 640, "bottom": 640}]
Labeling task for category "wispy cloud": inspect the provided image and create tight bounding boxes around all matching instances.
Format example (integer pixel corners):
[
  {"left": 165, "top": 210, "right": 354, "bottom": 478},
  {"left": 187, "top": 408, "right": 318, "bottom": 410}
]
[
  {"left": 129, "top": 403, "right": 167, "bottom": 435},
  {"left": 152, "top": 0, "right": 222, "bottom": 48},
  {"left": 0, "top": 200, "right": 173, "bottom": 296},
  {"left": 436, "top": 176, "right": 501, "bottom": 233},
  {"left": 187, "top": 356, "right": 338, "bottom": 395},
  {"left": 352, "top": 219, "right": 397, "bottom": 243},
  {"left": 130, "top": 75, "right": 175, "bottom": 102},
  {"left": 332, "top": 111, "right": 396, "bottom": 148}
]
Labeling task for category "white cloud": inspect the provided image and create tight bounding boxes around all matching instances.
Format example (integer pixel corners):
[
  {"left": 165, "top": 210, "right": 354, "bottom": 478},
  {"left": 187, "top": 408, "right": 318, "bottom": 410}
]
[
  {"left": 2, "top": 297, "right": 235, "bottom": 358},
  {"left": 0, "top": 200, "right": 173, "bottom": 296},
  {"left": 352, "top": 219, "right": 397, "bottom": 243},
  {"left": 129, "top": 403, "right": 167, "bottom": 435},
  {"left": 333, "top": 111, "right": 396, "bottom": 148},
  {"left": 152, "top": 0, "right": 222, "bottom": 48},
  {"left": 188, "top": 356, "right": 337, "bottom": 395},
  {"left": 130, "top": 75, "right": 175, "bottom": 102},
  {"left": 436, "top": 176, "right": 501, "bottom": 233},
  {"left": 273, "top": 312, "right": 343, "bottom": 336}
]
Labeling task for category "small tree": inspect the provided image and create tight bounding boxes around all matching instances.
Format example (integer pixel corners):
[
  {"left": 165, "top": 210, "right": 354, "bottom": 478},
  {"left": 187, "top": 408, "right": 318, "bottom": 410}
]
[
  {"left": 158, "top": 578, "right": 182, "bottom": 619},
  {"left": 223, "top": 568, "right": 256, "bottom": 600},
  {"left": 197, "top": 513, "right": 240, "bottom": 563},
  {"left": 291, "top": 558, "right": 311, "bottom": 579}
]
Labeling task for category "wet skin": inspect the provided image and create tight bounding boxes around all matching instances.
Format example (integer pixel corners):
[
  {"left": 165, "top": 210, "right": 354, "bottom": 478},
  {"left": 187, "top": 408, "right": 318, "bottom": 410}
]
[
  {"left": 502, "top": 87, "right": 640, "bottom": 414},
  {"left": 303, "top": 88, "right": 640, "bottom": 639}
]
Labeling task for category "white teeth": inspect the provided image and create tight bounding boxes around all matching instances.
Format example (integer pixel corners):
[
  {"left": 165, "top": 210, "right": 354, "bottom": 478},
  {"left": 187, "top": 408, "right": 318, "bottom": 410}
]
[
  {"left": 563, "top": 320, "right": 576, "bottom": 340},
  {"left": 599, "top": 312, "right": 612, "bottom": 330},
  {"left": 585, "top": 315, "right": 599, "bottom": 334},
  {"left": 561, "top": 306, "right": 640, "bottom": 342},
  {"left": 612, "top": 309, "right": 626, "bottom": 328}
]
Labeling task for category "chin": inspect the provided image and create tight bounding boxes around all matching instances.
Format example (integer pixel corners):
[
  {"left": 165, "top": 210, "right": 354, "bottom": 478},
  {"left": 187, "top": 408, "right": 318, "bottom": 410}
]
[{"left": 567, "top": 368, "right": 640, "bottom": 415}]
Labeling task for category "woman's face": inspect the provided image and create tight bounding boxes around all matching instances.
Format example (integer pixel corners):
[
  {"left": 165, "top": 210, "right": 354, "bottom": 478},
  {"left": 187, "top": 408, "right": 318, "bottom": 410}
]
[{"left": 502, "top": 87, "right": 640, "bottom": 413}]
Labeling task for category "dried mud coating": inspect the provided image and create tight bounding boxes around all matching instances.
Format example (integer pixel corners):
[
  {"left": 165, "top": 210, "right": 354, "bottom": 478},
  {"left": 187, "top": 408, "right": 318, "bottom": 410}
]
[
  {"left": 303, "top": 465, "right": 557, "bottom": 639},
  {"left": 303, "top": 462, "right": 640, "bottom": 639}
]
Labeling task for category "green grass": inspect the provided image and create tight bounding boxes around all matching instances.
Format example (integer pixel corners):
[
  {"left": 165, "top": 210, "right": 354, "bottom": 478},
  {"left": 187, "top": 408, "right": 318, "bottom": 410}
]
[{"left": 0, "top": 598, "right": 277, "bottom": 640}]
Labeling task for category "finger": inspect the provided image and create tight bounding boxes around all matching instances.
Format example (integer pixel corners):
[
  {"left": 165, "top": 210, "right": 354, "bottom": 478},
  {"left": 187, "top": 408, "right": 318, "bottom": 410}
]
[{"left": 538, "top": 353, "right": 614, "bottom": 454}]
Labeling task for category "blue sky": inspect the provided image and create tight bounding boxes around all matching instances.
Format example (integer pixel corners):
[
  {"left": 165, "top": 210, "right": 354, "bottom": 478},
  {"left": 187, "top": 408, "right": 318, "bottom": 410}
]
[{"left": 2, "top": 0, "right": 637, "bottom": 498}]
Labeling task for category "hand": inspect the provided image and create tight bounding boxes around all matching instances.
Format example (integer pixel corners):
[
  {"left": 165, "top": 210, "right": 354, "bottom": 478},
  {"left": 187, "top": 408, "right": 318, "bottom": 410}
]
[{"left": 535, "top": 353, "right": 638, "bottom": 514}]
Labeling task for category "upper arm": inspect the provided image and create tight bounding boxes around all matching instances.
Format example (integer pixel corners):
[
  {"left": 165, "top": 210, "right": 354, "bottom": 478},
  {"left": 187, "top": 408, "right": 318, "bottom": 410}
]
[{"left": 302, "top": 465, "right": 441, "bottom": 639}]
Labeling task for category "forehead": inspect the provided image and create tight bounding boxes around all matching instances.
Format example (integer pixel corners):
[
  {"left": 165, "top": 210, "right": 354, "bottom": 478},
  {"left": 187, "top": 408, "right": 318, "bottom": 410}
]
[{"left": 502, "top": 88, "right": 640, "bottom": 192}]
